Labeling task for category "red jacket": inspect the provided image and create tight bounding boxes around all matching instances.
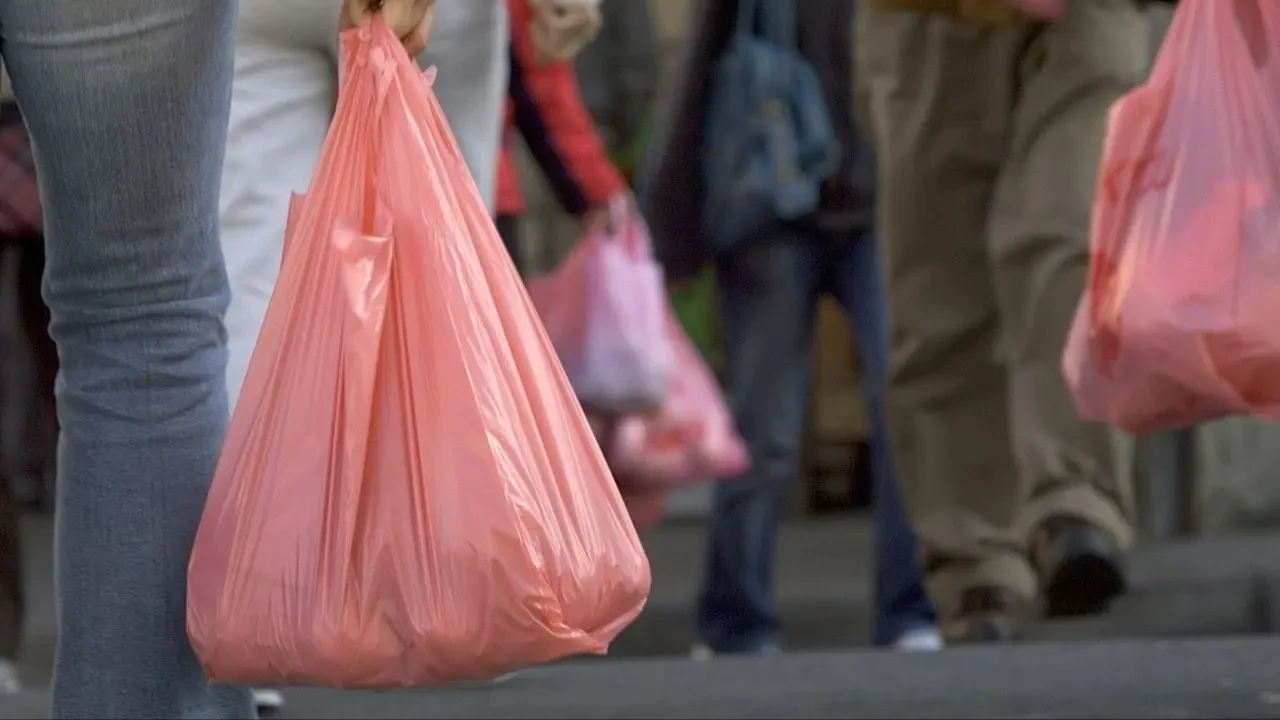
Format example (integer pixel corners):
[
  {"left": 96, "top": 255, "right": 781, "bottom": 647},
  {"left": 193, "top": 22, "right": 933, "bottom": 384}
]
[{"left": 496, "top": 0, "right": 626, "bottom": 218}]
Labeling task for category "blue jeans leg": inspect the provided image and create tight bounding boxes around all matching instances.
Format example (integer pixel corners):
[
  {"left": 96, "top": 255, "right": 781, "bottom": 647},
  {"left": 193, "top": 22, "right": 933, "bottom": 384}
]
[
  {"left": 829, "top": 233, "right": 936, "bottom": 646},
  {"left": 1, "top": 1, "right": 253, "bottom": 717},
  {"left": 698, "top": 239, "right": 818, "bottom": 653}
]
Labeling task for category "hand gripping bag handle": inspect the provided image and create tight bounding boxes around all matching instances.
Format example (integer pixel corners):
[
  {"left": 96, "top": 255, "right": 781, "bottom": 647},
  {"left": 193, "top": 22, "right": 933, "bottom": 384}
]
[{"left": 603, "top": 197, "right": 658, "bottom": 264}]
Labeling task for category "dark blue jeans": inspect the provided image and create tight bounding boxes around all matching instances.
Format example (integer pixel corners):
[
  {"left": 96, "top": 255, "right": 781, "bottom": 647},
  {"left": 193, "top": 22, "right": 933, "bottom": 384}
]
[{"left": 697, "top": 227, "right": 935, "bottom": 651}]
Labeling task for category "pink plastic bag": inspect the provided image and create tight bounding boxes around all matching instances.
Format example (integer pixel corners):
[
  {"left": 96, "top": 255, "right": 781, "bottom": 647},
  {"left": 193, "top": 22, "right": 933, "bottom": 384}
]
[
  {"left": 582, "top": 412, "right": 671, "bottom": 534},
  {"left": 618, "top": 482, "right": 671, "bottom": 535},
  {"left": 607, "top": 315, "right": 750, "bottom": 488},
  {"left": 1063, "top": 0, "right": 1280, "bottom": 433},
  {"left": 187, "top": 20, "right": 650, "bottom": 689},
  {"left": 527, "top": 202, "right": 672, "bottom": 413}
]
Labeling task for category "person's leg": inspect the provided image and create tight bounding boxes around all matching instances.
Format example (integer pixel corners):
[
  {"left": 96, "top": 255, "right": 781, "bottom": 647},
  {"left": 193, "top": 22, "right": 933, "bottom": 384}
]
[
  {"left": 854, "top": 8, "right": 1035, "bottom": 642},
  {"left": 697, "top": 235, "right": 820, "bottom": 654},
  {"left": 419, "top": 0, "right": 508, "bottom": 213},
  {"left": 988, "top": 0, "right": 1147, "bottom": 617},
  {"left": 0, "top": 241, "right": 22, "bottom": 691},
  {"left": 0, "top": 347, "right": 21, "bottom": 691},
  {"left": 495, "top": 213, "right": 526, "bottom": 277},
  {"left": 16, "top": 235, "right": 56, "bottom": 511},
  {"left": 0, "top": 0, "right": 252, "bottom": 716},
  {"left": 828, "top": 232, "right": 938, "bottom": 649},
  {"left": 223, "top": 1, "right": 340, "bottom": 408},
  {"left": 0, "top": 238, "right": 37, "bottom": 690},
  {"left": 0, "top": 244, "right": 26, "bottom": 502},
  {"left": 0, "top": 238, "right": 48, "bottom": 511}
]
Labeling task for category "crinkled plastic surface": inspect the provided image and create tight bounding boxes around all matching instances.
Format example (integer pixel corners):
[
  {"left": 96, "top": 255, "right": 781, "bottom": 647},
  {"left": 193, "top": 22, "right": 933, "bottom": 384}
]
[
  {"left": 526, "top": 202, "right": 673, "bottom": 414},
  {"left": 1063, "top": 0, "right": 1280, "bottom": 434},
  {"left": 608, "top": 315, "right": 749, "bottom": 488},
  {"left": 187, "top": 20, "right": 650, "bottom": 690}
]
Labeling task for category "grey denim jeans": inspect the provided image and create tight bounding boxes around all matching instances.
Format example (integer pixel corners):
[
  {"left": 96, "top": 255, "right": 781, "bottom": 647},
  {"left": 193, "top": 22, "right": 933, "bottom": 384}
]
[{"left": 0, "top": 0, "right": 253, "bottom": 716}]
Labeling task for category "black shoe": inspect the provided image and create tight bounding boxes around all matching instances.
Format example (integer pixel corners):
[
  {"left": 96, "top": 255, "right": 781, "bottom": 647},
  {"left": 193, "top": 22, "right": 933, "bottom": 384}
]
[
  {"left": 1032, "top": 515, "right": 1127, "bottom": 618},
  {"left": 942, "top": 586, "right": 1018, "bottom": 644}
]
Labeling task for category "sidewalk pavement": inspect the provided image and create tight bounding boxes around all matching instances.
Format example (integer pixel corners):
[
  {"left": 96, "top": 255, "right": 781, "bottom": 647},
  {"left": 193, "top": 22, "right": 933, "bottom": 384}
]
[
  {"left": 4, "top": 637, "right": 1280, "bottom": 718},
  {"left": 610, "top": 517, "right": 1280, "bottom": 656},
  {"left": 15, "top": 515, "right": 1280, "bottom": 687}
]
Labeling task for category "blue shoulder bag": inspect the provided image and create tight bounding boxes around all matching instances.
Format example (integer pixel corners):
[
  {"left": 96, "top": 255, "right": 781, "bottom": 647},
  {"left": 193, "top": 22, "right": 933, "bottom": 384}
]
[{"left": 701, "top": 0, "right": 840, "bottom": 253}]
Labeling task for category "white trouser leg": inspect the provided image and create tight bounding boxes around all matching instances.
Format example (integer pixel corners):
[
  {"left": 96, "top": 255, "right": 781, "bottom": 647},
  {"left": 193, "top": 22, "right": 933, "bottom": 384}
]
[
  {"left": 419, "top": 0, "right": 508, "bottom": 212},
  {"left": 222, "top": 0, "right": 508, "bottom": 408},
  {"left": 220, "top": 26, "right": 336, "bottom": 407}
]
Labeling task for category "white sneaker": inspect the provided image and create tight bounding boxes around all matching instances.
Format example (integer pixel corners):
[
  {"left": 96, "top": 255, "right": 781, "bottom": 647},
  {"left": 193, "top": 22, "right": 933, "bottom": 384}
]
[
  {"left": 689, "top": 643, "right": 781, "bottom": 661},
  {"left": 891, "top": 626, "right": 945, "bottom": 652},
  {"left": 252, "top": 688, "right": 285, "bottom": 713},
  {"left": 689, "top": 643, "right": 715, "bottom": 662},
  {"left": 0, "top": 658, "right": 22, "bottom": 695}
]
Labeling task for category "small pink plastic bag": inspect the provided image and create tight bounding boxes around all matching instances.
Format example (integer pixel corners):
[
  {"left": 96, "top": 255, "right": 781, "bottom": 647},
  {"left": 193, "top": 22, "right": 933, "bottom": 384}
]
[
  {"left": 527, "top": 201, "right": 673, "bottom": 413},
  {"left": 608, "top": 315, "right": 750, "bottom": 488}
]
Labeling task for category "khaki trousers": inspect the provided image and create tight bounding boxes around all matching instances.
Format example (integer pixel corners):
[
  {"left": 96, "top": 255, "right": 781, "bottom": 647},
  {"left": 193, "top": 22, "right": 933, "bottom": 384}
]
[{"left": 854, "top": 0, "right": 1149, "bottom": 622}]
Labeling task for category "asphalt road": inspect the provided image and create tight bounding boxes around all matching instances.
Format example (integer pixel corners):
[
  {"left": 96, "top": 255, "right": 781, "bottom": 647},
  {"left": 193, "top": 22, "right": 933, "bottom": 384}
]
[{"left": 4, "top": 637, "right": 1279, "bottom": 719}]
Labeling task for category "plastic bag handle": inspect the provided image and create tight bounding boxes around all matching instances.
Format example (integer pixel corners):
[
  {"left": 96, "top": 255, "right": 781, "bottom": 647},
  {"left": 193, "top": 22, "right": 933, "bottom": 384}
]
[
  {"left": 607, "top": 195, "right": 629, "bottom": 235},
  {"left": 341, "top": 20, "right": 404, "bottom": 236},
  {"left": 604, "top": 196, "right": 653, "bottom": 260},
  {"left": 340, "top": 20, "right": 439, "bottom": 238}
]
